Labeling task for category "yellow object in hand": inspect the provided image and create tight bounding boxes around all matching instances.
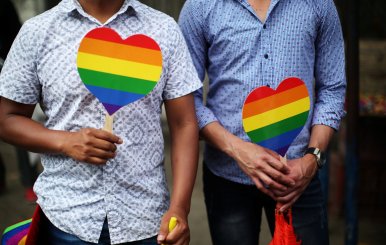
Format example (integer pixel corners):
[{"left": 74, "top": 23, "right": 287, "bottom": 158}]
[
  {"left": 168, "top": 217, "right": 177, "bottom": 232},
  {"left": 162, "top": 217, "right": 177, "bottom": 245}
]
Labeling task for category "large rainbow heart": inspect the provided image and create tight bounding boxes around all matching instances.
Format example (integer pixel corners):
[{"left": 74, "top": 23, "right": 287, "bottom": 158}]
[
  {"left": 77, "top": 27, "right": 162, "bottom": 115},
  {"left": 242, "top": 77, "right": 310, "bottom": 156}
]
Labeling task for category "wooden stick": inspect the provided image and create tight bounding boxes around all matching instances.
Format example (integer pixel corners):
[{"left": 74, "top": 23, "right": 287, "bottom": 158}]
[
  {"left": 103, "top": 114, "right": 114, "bottom": 133},
  {"left": 280, "top": 154, "right": 287, "bottom": 164}
]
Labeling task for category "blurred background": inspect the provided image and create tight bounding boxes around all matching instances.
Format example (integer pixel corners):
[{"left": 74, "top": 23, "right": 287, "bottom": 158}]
[{"left": 0, "top": 0, "right": 385, "bottom": 245}]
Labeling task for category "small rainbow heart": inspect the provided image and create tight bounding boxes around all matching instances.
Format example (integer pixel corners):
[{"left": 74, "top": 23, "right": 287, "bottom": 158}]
[
  {"left": 242, "top": 77, "right": 310, "bottom": 156},
  {"left": 77, "top": 27, "right": 162, "bottom": 115}
]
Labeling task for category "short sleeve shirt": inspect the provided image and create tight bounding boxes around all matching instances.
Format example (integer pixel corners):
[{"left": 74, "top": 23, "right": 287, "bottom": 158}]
[{"left": 0, "top": 0, "right": 202, "bottom": 243}]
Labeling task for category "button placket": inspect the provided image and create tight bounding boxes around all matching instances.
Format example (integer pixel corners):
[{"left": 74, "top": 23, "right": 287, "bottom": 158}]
[{"left": 260, "top": 22, "right": 270, "bottom": 86}]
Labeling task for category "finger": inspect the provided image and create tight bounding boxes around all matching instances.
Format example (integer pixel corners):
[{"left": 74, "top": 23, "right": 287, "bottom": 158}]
[
  {"left": 157, "top": 217, "right": 170, "bottom": 244},
  {"left": 165, "top": 223, "right": 187, "bottom": 244},
  {"left": 87, "top": 148, "right": 116, "bottom": 160},
  {"left": 271, "top": 188, "right": 290, "bottom": 197},
  {"left": 175, "top": 236, "right": 190, "bottom": 245},
  {"left": 279, "top": 202, "right": 293, "bottom": 212},
  {"left": 275, "top": 188, "right": 300, "bottom": 204},
  {"left": 265, "top": 148, "right": 281, "bottom": 160},
  {"left": 251, "top": 177, "right": 276, "bottom": 200},
  {"left": 263, "top": 166, "right": 295, "bottom": 188},
  {"left": 84, "top": 156, "right": 108, "bottom": 165},
  {"left": 93, "top": 129, "right": 123, "bottom": 144},
  {"left": 256, "top": 172, "right": 289, "bottom": 192},
  {"left": 92, "top": 138, "right": 117, "bottom": 152},
  {"left": 278, "top": 194, "right": 301, "bottom": 212},
  {"left": 266, "top": 156, "right": 291, "bottom": 174}
]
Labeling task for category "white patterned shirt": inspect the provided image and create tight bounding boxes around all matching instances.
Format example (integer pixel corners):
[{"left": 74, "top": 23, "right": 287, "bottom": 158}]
[{"left": 0, "top": 0, "right": 201, "bottom": 243}]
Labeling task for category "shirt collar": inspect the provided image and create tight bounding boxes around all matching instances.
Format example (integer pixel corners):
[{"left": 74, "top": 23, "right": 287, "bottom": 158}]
[
  {"left": 59, "top": 0, "right": 136, "bottom": 17},
  {"left": 236, "top": 0, "right": 281, "bottom": 23}
]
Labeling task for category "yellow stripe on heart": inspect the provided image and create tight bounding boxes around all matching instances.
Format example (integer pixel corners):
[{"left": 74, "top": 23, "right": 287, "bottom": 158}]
[
  {"left": 243, "top": 97, "right": 310, "bottom": 132},
  {"left": 77, "top": 52, "right": 162, "bottom": 82}
]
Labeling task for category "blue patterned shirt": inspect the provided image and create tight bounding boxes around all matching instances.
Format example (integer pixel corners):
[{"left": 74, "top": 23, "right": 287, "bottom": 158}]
[
  {"left": 179, "top": 0, "right": 346, "bottom": 185},
  {"left": 0, "top": 0, "right": 201, "bottom": 243}
]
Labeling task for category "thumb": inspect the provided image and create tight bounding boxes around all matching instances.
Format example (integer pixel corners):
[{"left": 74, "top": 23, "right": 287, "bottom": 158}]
[{"left": 157, "top": 217, "right": 169, "bottom": 244}]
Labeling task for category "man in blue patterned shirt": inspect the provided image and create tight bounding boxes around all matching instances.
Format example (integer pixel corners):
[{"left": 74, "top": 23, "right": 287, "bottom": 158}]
[
  {"left": 0, "top": 0, "right": 202, "bottom": 244},
  {"left": 179, "top": 0, "right": 346, "bottom": 244}
]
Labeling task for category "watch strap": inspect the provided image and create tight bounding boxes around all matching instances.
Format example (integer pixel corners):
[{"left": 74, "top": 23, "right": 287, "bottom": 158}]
[{"left": 304, "top": 147, "right": 324, "bottom": 169}]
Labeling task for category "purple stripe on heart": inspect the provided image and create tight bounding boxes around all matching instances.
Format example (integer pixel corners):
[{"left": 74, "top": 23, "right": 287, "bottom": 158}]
[
  {"left": 103, "top": 103, "right": 123, "bottom": 115},
  {"left": 257, "top": 127, "right": 303, "bottom": 155},
  {"left": 6, "top": 230, "right": 28, "bottom": 245}
]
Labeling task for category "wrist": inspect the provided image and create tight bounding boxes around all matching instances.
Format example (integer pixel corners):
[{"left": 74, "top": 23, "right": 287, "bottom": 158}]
[
  {"left": 304, "top": 147, "right": 326, "bottom": 169},
  {"left": 169, "top": 203, "right": 189, "bottom": 218},
  {"left": 302, "top": 154, "right": 318, "bottom": 177},
  {"left": 223, "top": 134, "right": 244, "bottom": 159},
  {"left": 55, "top": 131, "right": 72, "bottom": 154}
]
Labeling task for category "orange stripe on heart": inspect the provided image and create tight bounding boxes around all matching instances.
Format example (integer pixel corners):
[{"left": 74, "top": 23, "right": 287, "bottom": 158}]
[{"left": 242, "top": 77, "right": 310, "bottom": 156}]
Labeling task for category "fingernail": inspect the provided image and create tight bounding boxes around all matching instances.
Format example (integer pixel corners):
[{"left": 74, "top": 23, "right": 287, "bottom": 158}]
[
  {"left": 118, "top": 138, "right": 123, "bottom": 144},
  {"left": 157, "top": 235, "right": 165, "bottom": 241}
]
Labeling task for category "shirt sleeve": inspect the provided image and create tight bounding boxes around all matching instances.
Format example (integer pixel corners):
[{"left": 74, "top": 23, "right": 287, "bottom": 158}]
[
  {"left": 162, "top": 19, "right": 202, "bottom": 101},
  {"left": 312, "top": 0, "right": 346, "bottom": 130},
  {"left": 0, "top": 20, "right": 41, "bottom": 104},
  {"left": 178, "top": 0, "right": 219, "bottom": 129}
]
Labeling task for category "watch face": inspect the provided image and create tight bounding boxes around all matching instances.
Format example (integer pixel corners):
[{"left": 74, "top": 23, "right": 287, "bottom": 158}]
[{"left": 305, "top": 147, "right": 326, "bottom": 168}]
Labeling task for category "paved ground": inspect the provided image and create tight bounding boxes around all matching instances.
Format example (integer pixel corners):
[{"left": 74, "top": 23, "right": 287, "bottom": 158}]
[{"left": 0, "top": 120, "right": 385, "bottom": 245}]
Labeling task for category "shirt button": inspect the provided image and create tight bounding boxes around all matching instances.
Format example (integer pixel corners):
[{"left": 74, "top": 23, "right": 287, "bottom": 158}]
[
  {"left": 264, "top": 54, "right": 269, "bottom": 59},
  {"left": 263, "top": 24, "right": 267, "bottom": 29}
]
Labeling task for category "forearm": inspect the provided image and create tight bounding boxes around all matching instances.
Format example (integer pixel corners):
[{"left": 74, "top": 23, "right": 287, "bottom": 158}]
[
  {"left": 308, "top": 124, "right": 335, "bottom": 151},
  {"left": 0, "top": 114, "right": 67, "bottom": 153},
  {"left": 276, "top": 125, "right": 336, "bottom": 210},
  {"left": 165, "top": 94, "right": 199, "bottom": 214},
  {"left": 169, "top": 121, "right": 199, "bottom": 214},
  {"left": 200, "top": 121, "right": 242, "bottom": 159}
]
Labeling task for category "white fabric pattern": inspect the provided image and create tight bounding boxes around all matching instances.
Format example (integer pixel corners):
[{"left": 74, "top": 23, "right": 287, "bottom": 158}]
[{"left": 0, "top": 0, "right": 202, "bottom": 243}]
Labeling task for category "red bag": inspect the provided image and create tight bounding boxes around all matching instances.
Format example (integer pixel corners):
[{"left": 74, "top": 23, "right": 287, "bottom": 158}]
[
  {"left": 25, "top": 206, "right": 46, "bottom": 245},
  {"left": 269, "top": 208, "right": 301, "bottom": 245}
]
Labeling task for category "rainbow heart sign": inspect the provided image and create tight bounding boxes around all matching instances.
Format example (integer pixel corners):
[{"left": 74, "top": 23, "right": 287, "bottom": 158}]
[
  {"left": 77, "top": 27, "right": 162, "bottom": 116},
  {"left": 242, "top": 77, "right": 310, "bottom": 156}
]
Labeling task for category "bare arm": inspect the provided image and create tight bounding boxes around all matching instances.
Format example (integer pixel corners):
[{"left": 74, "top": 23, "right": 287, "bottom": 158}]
[
  {"left": 276, "top": 124, "right": 334, "bottom": 211},
  {"left": 157, "top": 94, "right": 199, "bottom": 245},
  {"left": 0, "top": 97, "right": 122, "bottom": 164},
  {"left": 200, "top": 121, "right": 295, "bottom": 198}
]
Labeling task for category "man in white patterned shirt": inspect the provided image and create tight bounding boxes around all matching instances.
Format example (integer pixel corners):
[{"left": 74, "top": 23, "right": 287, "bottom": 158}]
[{"left": 0, "top": 0, "right": 201, "bottom": 244}]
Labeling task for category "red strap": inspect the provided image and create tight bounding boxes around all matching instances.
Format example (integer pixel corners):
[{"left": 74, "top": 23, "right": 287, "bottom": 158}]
[{"left": 25, "top": 206, "right": 43, "bottom": 245}]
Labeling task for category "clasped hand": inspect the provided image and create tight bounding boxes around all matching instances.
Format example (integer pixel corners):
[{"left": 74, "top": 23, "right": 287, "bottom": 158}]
[
  {"left": 157, "top": 206, "right": 190, "bottom": 245},
  {"left": 275, "top": 154, "right": 318, "bottom": 211},
  {"left": 232, "top": 141, "right": 318, "bottom": 211},
  {"left": 60, "top": 128, "right": 123, "bottom": 164}
]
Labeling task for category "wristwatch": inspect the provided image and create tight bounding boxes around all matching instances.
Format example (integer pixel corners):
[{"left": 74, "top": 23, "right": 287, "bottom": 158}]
[{"left": 304, "top": 147, "right": 326, "bottom": 169}]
